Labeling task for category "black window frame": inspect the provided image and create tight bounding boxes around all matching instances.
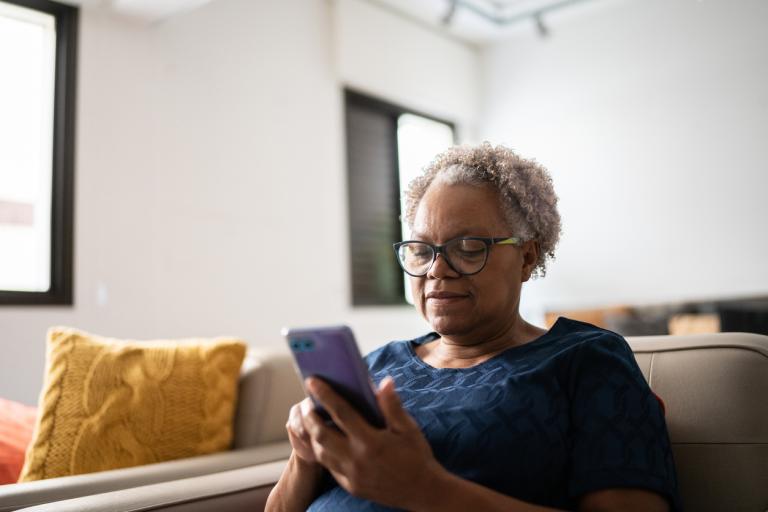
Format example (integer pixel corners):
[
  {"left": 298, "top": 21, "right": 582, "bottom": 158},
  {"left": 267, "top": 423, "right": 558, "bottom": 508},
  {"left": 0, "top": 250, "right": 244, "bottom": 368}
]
[
  {"left": 344, "top": 89, "right": 456, "bottom": 307},
  {"left": 0, "top": 0, "right": 77, "bottom": 305}
]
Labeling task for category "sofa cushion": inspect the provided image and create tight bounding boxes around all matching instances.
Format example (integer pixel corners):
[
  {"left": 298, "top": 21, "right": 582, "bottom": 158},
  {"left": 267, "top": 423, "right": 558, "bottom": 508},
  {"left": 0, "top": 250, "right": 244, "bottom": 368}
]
[{"left": 18, "top": 327, "right": 246, "bottom": 482}]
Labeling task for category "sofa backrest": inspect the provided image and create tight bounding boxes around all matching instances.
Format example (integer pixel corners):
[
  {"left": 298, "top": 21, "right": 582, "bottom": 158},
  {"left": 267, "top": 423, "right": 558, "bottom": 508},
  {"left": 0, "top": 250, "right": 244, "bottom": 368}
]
[{"left": 627, "top": 332, "right": 768, "bottom": 512}]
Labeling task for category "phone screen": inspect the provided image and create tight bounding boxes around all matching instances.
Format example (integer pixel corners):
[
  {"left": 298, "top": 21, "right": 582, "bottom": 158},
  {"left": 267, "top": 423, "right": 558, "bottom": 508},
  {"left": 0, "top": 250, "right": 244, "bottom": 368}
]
[{"left": 284, "top": 325, "right": 385, "bottom": 429}]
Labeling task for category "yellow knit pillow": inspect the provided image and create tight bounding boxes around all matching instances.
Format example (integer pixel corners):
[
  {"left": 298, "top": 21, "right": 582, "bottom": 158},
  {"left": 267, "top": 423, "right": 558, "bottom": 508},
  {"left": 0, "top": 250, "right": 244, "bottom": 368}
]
[{"left": 18, "top": 327, "right": 246, "bottom": 481}]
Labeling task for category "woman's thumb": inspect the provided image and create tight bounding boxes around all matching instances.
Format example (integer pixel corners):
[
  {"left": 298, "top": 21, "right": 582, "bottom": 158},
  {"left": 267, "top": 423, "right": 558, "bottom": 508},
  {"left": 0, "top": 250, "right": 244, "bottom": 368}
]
[{"left": 377, "top": 376, "right": 414, "bottom": 432}]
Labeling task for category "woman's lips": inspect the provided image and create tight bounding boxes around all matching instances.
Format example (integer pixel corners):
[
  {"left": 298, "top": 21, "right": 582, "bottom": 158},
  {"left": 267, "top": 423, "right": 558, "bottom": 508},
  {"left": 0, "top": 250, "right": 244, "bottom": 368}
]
[{"left": 426, "top": 291, "right": 469, "bottom": 305}]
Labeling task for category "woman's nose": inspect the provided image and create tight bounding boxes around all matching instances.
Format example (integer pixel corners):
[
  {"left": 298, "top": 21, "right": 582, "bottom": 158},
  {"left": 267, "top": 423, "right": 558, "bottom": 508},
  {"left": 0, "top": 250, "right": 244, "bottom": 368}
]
[{"left": 427, "top": 253, "right": 459, "bottom": 279}]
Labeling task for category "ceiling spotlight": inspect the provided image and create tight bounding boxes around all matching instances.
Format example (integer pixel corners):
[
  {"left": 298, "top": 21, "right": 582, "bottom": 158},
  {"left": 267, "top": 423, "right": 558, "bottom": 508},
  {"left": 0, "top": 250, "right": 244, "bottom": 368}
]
[
  {"left": 442, "top": 0, "right": 458, "bottom": 25},
  {"left": 534, "top": 13, "right": 549, "bottom": 38}
]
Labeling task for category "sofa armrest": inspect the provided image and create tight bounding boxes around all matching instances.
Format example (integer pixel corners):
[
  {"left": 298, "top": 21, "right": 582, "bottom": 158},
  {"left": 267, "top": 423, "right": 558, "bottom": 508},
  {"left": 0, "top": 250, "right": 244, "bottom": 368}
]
[
  {"left": 17, "top": 460, "right": 288, "bottom": 512},
  {"left": 0, "top": 442, "right": 291, "bottom": 512}
]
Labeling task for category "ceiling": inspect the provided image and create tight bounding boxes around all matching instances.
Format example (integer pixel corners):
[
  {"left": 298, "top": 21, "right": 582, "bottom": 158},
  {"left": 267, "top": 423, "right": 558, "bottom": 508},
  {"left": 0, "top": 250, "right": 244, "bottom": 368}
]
[
  {"left": 58, "top": 0, "right": 214, "bottom": 22},
  {"left": 369, "top": 0, "right": 600, "bottom": 44},
  {"left": 60, "top": 0, "right": 601, "bottom": 44}
]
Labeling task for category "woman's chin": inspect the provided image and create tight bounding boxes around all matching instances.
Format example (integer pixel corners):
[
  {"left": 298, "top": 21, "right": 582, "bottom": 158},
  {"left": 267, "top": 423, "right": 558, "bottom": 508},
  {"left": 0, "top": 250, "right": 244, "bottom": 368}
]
[{"left": 427, "top": 314, "right": 471, "bottom": 337}]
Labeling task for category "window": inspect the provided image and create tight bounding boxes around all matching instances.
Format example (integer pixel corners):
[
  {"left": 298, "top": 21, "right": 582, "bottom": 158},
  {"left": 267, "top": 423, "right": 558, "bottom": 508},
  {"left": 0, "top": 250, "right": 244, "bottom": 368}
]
[
  {"left": 345, "top": 90, "right": 455, "bottom": 306},
  {"left": 0, "top": 0, "right": 77, "bottom": 305}
]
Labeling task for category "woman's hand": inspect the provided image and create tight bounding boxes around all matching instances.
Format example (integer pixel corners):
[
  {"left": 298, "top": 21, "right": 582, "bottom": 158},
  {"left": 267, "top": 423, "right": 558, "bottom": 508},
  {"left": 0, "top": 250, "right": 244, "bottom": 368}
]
[
  {"left": 303, "top": 376, "right": 447, "bottom": 511},
  {"left": 266, "top": 399, "right": 326, "bottom": 512},
  {"left": 286, "top": 397, "right": 319, "bottom": 464}
]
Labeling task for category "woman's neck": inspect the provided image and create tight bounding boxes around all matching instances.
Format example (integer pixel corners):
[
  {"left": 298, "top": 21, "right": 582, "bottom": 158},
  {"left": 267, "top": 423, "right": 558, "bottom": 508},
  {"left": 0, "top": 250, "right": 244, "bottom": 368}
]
[{"left": 415, "top": 317, "right": 548, "bottom": 369}]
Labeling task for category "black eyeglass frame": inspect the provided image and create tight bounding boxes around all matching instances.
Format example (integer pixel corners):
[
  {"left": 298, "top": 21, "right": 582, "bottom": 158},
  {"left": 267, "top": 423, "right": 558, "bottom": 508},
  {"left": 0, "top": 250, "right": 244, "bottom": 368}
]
[{"left": 392, "top": 236, "right": 523, "bottom": 277}]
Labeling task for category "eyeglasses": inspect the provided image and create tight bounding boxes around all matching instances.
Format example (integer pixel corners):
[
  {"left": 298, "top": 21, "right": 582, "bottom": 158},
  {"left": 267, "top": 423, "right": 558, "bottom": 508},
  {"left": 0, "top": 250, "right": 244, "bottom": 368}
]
[{"left": 393, "top": 236, "right": 522, "bottom": 277}]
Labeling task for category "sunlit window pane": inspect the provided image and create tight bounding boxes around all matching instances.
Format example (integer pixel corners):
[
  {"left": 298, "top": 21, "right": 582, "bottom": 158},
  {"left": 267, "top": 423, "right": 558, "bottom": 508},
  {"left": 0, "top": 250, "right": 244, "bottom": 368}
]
[
  {"left": 397, "top": 114, "right": 454, "bottom": 304},
  {"left": 0, "top": 2, "right": 56, "bottom": 292}
]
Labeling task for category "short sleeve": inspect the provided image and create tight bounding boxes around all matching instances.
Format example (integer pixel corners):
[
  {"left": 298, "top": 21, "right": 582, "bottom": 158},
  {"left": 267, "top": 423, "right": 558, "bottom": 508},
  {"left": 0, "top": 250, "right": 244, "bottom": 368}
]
[{"left": 567, "top": 333, "right": 681, "bottom": 511}]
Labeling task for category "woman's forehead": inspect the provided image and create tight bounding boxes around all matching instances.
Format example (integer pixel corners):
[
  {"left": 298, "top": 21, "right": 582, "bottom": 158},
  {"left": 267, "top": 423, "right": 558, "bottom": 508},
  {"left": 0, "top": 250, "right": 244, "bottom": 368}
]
[{"left": 411, "top": 183, "right": 508, "bottom": 239}]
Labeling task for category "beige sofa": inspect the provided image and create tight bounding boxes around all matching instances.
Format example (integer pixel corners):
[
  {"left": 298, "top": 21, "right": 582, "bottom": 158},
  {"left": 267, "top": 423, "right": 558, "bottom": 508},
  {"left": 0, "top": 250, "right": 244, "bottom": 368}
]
[
  {"left": 0, "top": 348, "right": 305, "bottom": 512},
  {"left": 7, "top": 332, "right": 768, "bottom": 512}
]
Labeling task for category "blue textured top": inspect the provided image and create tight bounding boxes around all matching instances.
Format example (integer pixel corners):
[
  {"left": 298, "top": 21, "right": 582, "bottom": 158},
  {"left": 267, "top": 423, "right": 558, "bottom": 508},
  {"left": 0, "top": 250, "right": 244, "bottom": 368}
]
[{"left": 308, "top": 317, "right": 681, "bottom": 511}]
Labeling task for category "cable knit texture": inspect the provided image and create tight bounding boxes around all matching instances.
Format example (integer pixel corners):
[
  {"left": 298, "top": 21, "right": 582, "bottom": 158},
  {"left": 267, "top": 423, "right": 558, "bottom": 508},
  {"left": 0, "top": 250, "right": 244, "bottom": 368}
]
[{"left": 18, "top": 327, "right": 246, "bottom": 482}]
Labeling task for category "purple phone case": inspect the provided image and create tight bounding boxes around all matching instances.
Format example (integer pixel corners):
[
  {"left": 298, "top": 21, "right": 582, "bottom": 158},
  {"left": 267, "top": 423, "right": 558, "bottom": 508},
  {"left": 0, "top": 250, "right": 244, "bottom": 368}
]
[{"left": 284, "top": 325, "right": 385, "bottom": 428}]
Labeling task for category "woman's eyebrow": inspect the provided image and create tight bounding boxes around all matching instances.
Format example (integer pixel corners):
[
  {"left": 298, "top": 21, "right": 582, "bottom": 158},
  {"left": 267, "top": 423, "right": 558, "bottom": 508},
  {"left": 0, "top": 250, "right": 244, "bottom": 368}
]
[{"left": 409, "top": 229, "right": 489, "bottom": 241}]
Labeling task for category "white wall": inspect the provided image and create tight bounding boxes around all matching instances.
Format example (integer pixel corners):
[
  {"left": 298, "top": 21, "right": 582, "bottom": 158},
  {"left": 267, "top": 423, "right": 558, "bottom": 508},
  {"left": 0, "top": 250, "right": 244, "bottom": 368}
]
[
  {"left": 0, "top": 0, "right": 478, "bottom": 405},
  {"left": 0, "top": 8, "right": 164, "bottom": 406},
  {"left": 480, "top": 0, "right": 768, "bottom": 320},
  {"left": 334, "top": 0, "right": 479, "bottom": 138}
]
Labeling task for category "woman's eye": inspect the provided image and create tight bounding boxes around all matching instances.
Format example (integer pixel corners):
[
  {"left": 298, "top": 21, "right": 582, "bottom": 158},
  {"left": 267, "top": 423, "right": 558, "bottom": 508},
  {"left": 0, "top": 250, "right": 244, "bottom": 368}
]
[
  {"left": 454, "top": 241, "right": 485, "bottom": 256},
  {"left": 457, "top": 249, "right": 484, "bottom": 258},
  {"left": 409, "top": 248, "right": 431, "bottom": 259}
]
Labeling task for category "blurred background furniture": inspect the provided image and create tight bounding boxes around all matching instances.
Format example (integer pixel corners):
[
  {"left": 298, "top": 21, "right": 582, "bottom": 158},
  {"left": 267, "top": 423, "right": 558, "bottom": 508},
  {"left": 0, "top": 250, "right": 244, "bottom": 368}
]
[
  {"left": 546, "top": 296, "right": 768, "bottom": 337},
  {"left": 0, "top": 349, "right": 304, "bottom": 512},
  {"left": 9, "top": 331, "right": 768, "bottom": 512}
]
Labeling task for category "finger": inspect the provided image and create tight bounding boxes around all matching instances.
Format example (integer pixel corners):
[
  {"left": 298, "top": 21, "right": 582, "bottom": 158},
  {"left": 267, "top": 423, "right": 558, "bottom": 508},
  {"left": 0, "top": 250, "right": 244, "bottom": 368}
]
[
  {"left": 287, "top": 424, "right": 316, "bottom": 463},
  {"left": 304, "top": 407, "right": 350, "bottom": 466},
  {"left": 287, "top": 404, "right": 307, "bottom": 439},
  {"left": 286, "top": 403, "right": 317, "bottom": 463},
  {"left": 312, "top": 437, "right": 345, "bottom": 475},
  {"left": 376, "top": 376, "right": 418, "bottom": 433},
  {"left": 304, "top": 406, "right": 349, "bottom": 451},
  {"left": 299, "top": 397, "right": 314, "bottom": 419},
  {"left": 287, "top": 422, "right": 307, "bottom": 447},
  {"left": 293, "top": 398, "right": 323, "bottom": 438},
  {"left": 306, "top": 378, "right": 373, "bottom": 438}
]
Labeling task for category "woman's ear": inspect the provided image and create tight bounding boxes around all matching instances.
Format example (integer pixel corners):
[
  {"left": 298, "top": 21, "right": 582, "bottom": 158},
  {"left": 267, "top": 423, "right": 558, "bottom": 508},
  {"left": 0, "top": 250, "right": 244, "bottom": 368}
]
[{"left": 520, "top": 240, "right": 540, "bottom": 282}]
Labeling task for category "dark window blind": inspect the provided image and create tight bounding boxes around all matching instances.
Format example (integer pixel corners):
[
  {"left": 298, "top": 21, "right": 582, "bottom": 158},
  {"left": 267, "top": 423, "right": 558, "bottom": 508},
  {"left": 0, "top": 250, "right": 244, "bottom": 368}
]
[{"left": 345, "top": 93, "right": 405, "bottom": 306}]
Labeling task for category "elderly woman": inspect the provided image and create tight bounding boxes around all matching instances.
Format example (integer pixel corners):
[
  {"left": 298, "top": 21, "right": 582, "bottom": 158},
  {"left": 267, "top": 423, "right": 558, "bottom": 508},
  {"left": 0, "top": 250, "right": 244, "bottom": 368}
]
[{"left": 266, "top": 143, "right": 680, "bottom": 512}]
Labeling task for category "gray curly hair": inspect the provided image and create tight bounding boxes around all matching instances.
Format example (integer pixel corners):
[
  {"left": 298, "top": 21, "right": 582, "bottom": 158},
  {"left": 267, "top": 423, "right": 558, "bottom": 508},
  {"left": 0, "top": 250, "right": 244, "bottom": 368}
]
[{"left": 404, "top": 142, "right": 562, "bottom": 278}]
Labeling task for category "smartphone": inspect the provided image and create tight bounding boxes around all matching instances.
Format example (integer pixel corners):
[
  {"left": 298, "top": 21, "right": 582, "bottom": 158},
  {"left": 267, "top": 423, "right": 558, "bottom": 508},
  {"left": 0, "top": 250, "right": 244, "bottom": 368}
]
[{"left": 283, "top": 325, "right": 385, "bottom": 429}]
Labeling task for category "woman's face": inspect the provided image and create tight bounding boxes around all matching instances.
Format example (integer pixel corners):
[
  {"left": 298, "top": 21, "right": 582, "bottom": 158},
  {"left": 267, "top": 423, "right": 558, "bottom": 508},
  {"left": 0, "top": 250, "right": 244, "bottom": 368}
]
[{"left": 409, "top": 181, "right": 538, "bottom": 341}]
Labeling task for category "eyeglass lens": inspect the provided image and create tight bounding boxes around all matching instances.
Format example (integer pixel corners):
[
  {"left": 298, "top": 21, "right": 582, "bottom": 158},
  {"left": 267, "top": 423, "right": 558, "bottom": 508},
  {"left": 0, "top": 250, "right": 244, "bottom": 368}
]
[{"left": 397, "top": 239, "right": 488, "bottom": 276}]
